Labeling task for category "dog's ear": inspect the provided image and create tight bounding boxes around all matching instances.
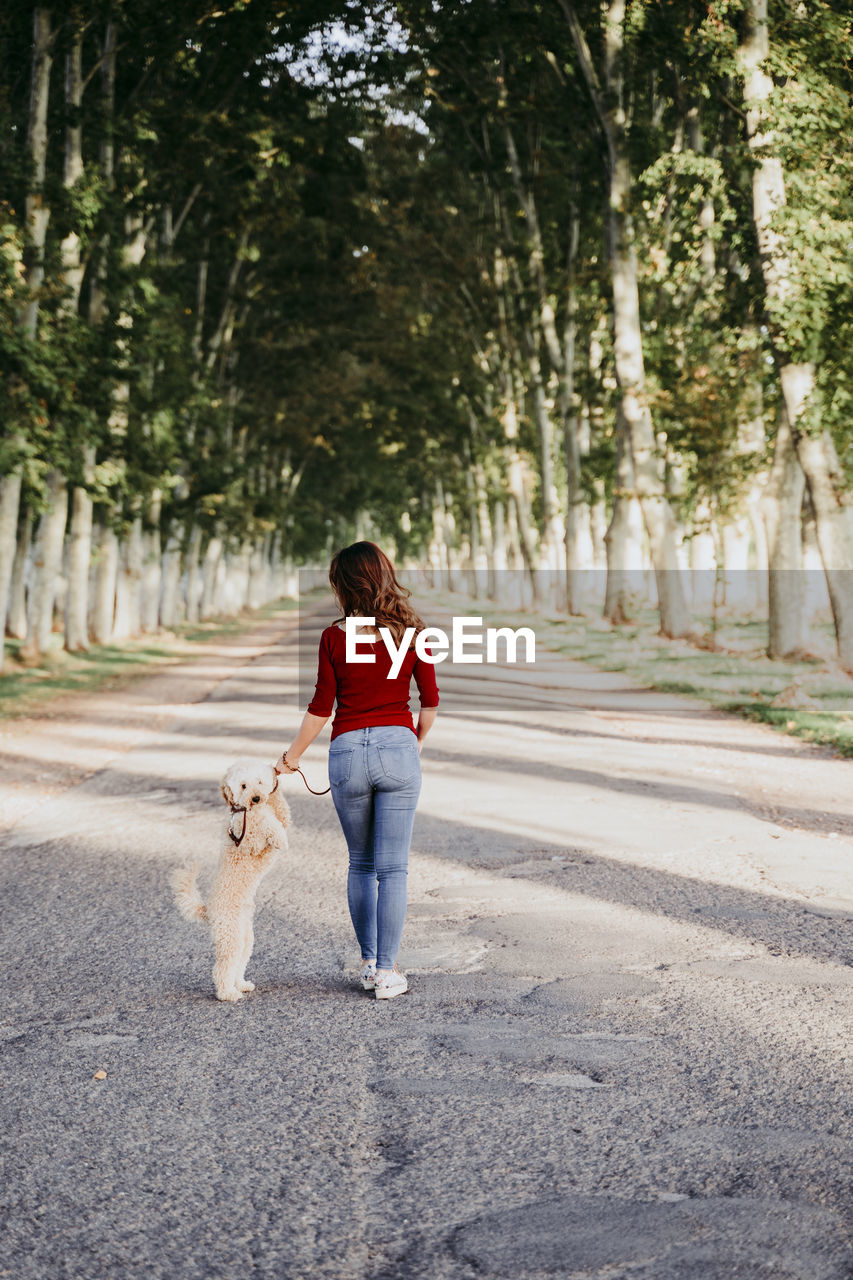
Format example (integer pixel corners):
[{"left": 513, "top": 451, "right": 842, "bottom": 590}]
[{"left": 221, "top": 780, "right": 234, "bottom": 806}]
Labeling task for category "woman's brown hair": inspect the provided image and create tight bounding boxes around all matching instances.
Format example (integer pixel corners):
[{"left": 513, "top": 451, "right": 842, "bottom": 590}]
[{"left": 329, "top": 542, "right": 424, "bottom": 646}]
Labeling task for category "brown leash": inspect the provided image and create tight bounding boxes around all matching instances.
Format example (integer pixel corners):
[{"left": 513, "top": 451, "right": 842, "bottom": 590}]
[
  {"left": 279, "top": 754, "right": 331, "bottom": 796},
  {"left": 228, "top": 807, "right": 248, "bottom": 846}
]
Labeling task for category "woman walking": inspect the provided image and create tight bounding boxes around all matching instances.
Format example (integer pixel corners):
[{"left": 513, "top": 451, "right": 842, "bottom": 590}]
[{"left": 275, "top": 542, "right": 439, "bottom": 999}]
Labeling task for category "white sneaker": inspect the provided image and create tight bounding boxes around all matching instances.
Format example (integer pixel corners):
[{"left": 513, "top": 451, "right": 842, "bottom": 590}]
[
  {"left": 359, "top": 961, "right": 377, "bottom": 991},
  {"left": 374, "top": 967, "right": 408, "bottom": 1000}
]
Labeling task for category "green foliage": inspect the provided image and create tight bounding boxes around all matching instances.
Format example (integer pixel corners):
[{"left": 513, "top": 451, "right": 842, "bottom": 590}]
[{"left": 2, "top": 0, "right": 852, "bottom": 567}]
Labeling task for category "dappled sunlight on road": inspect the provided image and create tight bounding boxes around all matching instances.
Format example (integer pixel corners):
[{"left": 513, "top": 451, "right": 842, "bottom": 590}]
[{"left": 3, "top": 606, "right": 852, "bottom": 1280}]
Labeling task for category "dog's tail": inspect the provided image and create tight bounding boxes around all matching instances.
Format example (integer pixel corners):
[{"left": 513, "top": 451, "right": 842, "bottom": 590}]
[{"left": 170, "top": 863, "right": 207, "bottom": 922}]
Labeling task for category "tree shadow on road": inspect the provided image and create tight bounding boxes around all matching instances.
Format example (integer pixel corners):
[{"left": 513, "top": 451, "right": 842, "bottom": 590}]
[
  {"left": 409, "top": 808, "right": 853, "bottom": 969},
  {"left": 451, "top": 707, "right": 828, "bottom": 761}
]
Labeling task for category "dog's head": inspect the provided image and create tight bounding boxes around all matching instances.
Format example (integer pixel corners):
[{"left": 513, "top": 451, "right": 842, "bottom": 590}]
[{"left": 220, "top": 760, "right": 280, "bottom": 811}]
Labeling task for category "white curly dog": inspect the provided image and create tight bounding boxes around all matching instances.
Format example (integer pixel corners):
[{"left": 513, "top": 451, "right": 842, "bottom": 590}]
[{"left": 171, "top": 759, "right": 291, "bottom": 1002}]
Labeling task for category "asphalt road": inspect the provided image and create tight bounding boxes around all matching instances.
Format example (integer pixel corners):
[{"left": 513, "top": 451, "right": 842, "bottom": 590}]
[{"left": 2, "top": 602, "right": 852, "bottom": 1279}]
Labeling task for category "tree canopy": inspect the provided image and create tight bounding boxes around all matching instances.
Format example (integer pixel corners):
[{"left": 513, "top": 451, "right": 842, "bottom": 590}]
[{"left": 2, "top": 0, "right": 853, "bottom": 666}]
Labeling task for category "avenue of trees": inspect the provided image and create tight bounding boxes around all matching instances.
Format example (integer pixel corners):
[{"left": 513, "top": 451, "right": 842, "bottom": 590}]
[{"left": 2, "top": 0, "right": 853, "bottom": 670}]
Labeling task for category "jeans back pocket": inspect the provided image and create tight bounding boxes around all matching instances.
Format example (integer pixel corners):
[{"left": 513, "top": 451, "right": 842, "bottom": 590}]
[
  {"left": 328, "top": 747, "right": 355, "bottom": 786},
  {"left": 377, "top": 742, "right": 421, "bottom": 784}
]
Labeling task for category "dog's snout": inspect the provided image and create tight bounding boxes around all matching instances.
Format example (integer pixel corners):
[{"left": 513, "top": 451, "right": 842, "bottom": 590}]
[{"left": 251, "top": 795, "right": 261, "bottom": 805}]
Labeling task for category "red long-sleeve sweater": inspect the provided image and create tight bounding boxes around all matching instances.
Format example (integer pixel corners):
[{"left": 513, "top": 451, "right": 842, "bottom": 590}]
[{"left": 306, "top": 624, "right": 440, "bottom": 740}]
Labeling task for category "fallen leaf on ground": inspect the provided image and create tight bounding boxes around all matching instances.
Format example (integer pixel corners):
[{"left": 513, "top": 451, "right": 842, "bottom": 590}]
[{"left": 93, "top": 1069, "right": 107, "bottom": 1080}]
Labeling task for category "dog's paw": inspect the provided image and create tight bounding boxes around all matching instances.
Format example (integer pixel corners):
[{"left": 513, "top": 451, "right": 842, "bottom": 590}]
[
  {"left": 215, "top": 987, "right": 244, "bottom": 1003},
  {"left": 237, "top": 980, "right": 255, "bottom": 992}
]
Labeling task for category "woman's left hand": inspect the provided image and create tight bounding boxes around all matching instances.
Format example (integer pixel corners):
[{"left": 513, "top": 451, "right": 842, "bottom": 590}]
[{"left": 275, "top": 752, "right": 299, "bottom": 774}]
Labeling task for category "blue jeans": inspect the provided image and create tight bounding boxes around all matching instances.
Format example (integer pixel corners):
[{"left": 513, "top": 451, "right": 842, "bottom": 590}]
[{"left": 328, "top": 725, "right": 422, "bottom": 971}]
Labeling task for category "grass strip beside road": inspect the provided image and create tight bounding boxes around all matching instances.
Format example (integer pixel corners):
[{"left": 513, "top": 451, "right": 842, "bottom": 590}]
[
  {"left": 427, "top": 590, "right": 853, "bottom": 758},
  {"left": 0, "top": 599, "right": 299, "bottom": 719}
]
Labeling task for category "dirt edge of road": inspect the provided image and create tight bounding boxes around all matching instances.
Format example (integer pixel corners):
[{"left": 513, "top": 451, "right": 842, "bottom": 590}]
[{"left": 0, "top": 605, "right": 308, "bottom": 832}]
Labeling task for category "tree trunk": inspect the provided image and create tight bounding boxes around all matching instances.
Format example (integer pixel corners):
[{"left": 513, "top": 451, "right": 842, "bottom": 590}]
[
  {"left": 22, "top": 8, "right": 53, "bottom": 339},
  {"left": 200, "top": 536, "right": 223, "bottom": 619},
  {"left": 159, "top": 524, "right": 183, "bottom": 630},
  {"left": 0, "top": 476, "right": 24, "bottom": 662},
  {"left": 74, "top": 21, "right": 127, "bottom": 652},
  {"left": 763, "top": 411, "right": 806, "bottom": 658},
  {"left": 529, "top": 344, "right": 565, "bottom": 578},
  {"left": 474, "top": 466, "right": 494, "bottom": 568},
  {"left": 507, "top": 464, "right": 538, "bottom": 591},
  {"left": 505, "top": 126, "right": 580, "bottom": 605},
  {"left": 91, "top": 525, "right": 118, "bottom": 644},
  {"left": 269, "top": 529, "right": 282, "bottom": 600},
  {"left": 140, "top": 493, "right": 162, "bottom": 632},
  {"left": 113, "top": 517, "right": 143, "bottom": 641},
  {"left": 502, "top": 382, "right": 540, "bottom": 595},
  {"left": 562, "top": 210, "right": 585, "bottom": 614},
  {"left": 781, "top": 369, "right": 853, "bottom": 667},
  {"left": 559, "top": 0, "right": 691, "bottom": 637},
  {"left": 141, "top": 528, "right": 162, "bottom": 632},
  {"left": 237, "top": 543, "right": 253, "bottom": 612},
  {"left": 502, "top": 255, "right": 563, "bottom": 582},
  {"left": 1, "top": 9, "right": 54, "bottom": 669},
  {"left": 470, "top": 456, "right": 494, "bottom": 599},
  {"left": 261, "top": 530, "right": 275, "bottom": 604},
  {"left": 587, "top": 476, "right": 608, "bottom": 579},
  {"left": 45, "top": 26, "right": 87, "bottom": 654},
  {"left": 89, "top": 22, "right": 116, "bottom": 334},
  {"left": 428, "top": 483, "right": 451, "bottom": 590},
  {"left": 59, "top": 26, "right": 85, "bottom": 309},
  {"left": 463, "top": 468, "right": 480, "bottom": 599},
  {"left": 7, "top": 513, "right": 31, "bottom": 641},
  {"left": 442, "top": 483, "right": 464, "bottom": 591},
  {"left": 689, "top": 501, "right": 717, "bottom": 612},
  {"left": 220, "top": 545, "right": 247, "bottom": 617},
  {"left": 65, "top": 448, "right": 95, "bottom": 651},
  {"left": 185, "top": 525, "right": 203, "bottom": 623},
  {"left": 608, "top": 144, "right": 690, "bottom": 636},
  {"left": 246, "top": 537, "right": 264, "bottom": 610},
  {"left": 23, "top": 473, "right": 68, "bottom": 657},
  {"left": 740, "top": 0, "right": 853, "bottom": 669},
  {"left": 103, "top": 182, "right": 148, "bottom": 647},
  {"left": 604, "top": 420, "right": 644, "bottom": 623}
]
